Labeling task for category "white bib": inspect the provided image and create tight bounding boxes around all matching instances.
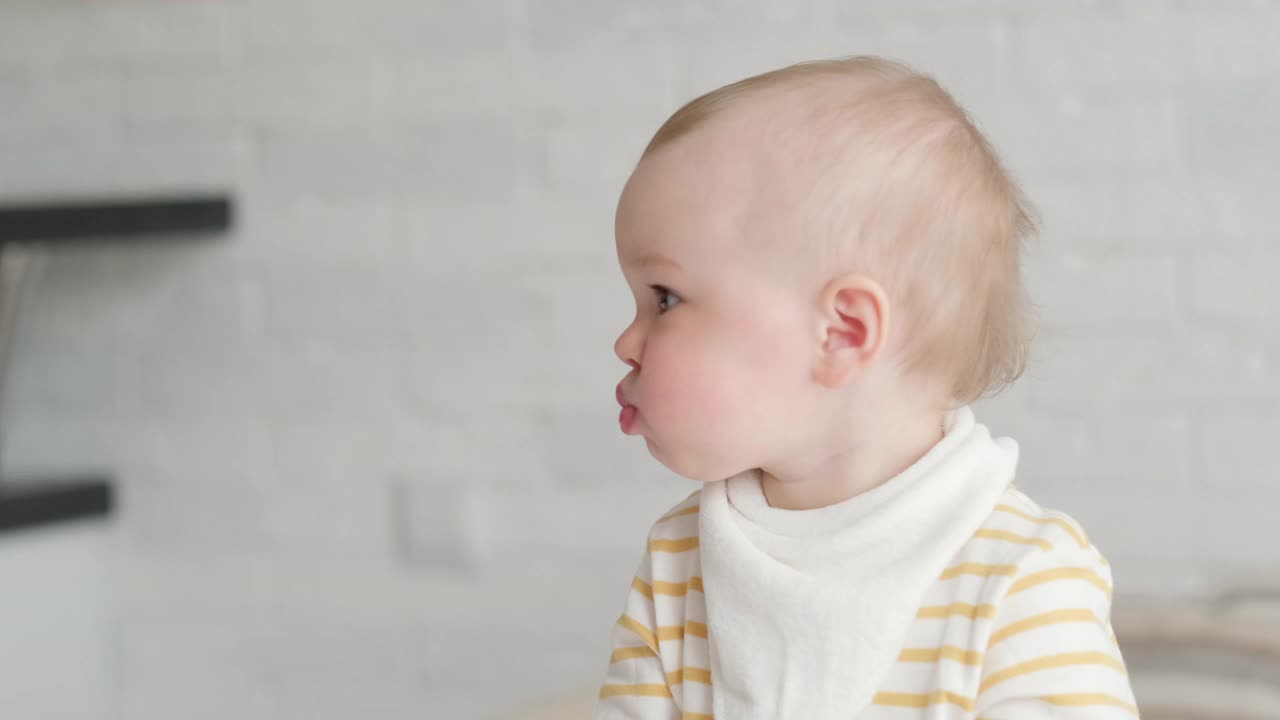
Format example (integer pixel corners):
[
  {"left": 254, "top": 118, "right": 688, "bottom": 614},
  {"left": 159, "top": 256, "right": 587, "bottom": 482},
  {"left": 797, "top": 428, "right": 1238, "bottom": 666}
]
[{"left": 698, "top": 405, "right": 1018, "bottom": 719}]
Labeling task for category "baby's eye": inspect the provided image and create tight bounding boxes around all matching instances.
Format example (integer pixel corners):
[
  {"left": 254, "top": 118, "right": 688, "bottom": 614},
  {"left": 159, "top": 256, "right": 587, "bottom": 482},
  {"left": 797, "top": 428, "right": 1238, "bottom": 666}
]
[{"left": 650, "top": 285, "right": 681, "bottom": 314}]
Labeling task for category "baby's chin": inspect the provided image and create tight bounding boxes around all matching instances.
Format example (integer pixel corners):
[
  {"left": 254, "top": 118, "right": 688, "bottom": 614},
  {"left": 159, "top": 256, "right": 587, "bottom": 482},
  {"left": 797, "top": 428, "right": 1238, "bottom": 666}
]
[{"left": 645, "top": 438, "right": 752, "bottom": 484}]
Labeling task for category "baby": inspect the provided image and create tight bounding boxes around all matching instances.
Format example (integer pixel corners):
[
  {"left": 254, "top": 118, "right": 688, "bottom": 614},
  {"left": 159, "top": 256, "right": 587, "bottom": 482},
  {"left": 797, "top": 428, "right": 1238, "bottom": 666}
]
[{"left": 596, "top": 56, "right": 1139, "bottom": 719}]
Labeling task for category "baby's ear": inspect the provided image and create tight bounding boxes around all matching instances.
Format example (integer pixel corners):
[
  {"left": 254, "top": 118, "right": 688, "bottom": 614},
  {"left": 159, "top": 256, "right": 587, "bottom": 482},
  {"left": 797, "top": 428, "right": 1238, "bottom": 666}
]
[{"left": 812, "top": 274, "right": 890, "bottom": 389}]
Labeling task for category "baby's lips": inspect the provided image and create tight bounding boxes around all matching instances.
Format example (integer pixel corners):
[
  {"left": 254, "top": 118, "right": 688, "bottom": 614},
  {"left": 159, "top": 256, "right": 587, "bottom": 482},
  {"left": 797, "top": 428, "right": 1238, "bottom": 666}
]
[{"left": 619, "top": 404, "right": 639, "bottom": 434}]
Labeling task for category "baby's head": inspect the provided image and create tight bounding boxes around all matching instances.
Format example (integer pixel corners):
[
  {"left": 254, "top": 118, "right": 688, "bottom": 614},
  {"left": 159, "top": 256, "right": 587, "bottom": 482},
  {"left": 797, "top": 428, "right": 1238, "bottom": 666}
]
[{"left": 613, "top": 56, "right": 1036, "bottom": 485}]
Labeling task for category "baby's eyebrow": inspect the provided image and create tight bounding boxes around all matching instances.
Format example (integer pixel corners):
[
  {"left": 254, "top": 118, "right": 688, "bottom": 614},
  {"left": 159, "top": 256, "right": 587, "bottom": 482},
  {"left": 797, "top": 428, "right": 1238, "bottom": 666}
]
[{"left": 626, "top": 252, "right": 682, "bottom": 271}]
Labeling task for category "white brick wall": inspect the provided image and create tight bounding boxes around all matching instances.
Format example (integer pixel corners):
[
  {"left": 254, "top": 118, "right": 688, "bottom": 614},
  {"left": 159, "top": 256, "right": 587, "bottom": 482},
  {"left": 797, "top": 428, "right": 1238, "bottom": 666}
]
[{"left": 0, "top": 1, "right": 1276, "bottom": 717}]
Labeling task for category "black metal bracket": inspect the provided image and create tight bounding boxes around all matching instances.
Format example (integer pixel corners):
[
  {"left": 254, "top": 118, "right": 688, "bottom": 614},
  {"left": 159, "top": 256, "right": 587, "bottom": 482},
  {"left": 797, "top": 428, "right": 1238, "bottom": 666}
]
[
  {"left": 0, "top": 192, "right": 233, "bottom": 533},
  {"left": 0, "top": 475, "right": 113, "bottom": 534},
  {"left": 0, "top": 194, "right": 232, "bottom": 243}
]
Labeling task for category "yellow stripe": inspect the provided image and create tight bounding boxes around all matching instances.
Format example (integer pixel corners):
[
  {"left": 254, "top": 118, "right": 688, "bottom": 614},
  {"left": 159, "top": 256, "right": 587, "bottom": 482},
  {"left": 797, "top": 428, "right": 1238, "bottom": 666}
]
[
  {"left": 656, "top": 620, "right": 708, "bottom": 642},
  {"left": 656, "top": 505, "right": 699, "bottom": 524},
  {"left": 618, "top": 614, "right": 658, "bottom": 651},
  {"left": 609, "top": 645, "right": 656, "bottom": 663},
  {"left": 599, "top": 683, "right": 672, "bottom": 699},
  {"left": 1007, "top": 566, "right": 1112, "bottom": 599},
  {"left": 989, "top": 608, "right": 1101, "bottom": 647},
  {"left": 649, "top": 537, "right": 699, "bottom": 553},
  {"left": 682, "top": 713, "right": 713, "bottom": 720},
  {"left": 972, "top": 528, "right": 1054, "bottom": 551},
  {"left": 1042, "top": 692, "right": 1138, "bottom": 714},
  {"left": 666, "top": 666, "right": 713, "bottom": 685},
  {"left": 898, "top": 645, "right": 983, "bottom": 665},
  {"left": 652, "top": 576, "right": 705, "bottom": 596},
  {"left": 872, "top": 690, "right": 975, "bottom": 711},
  {"left": 993, "top": 504, "right": 1089, "bottom": 548},
  {"left": 979, "top": 651, "right": 1127, "bottom": 694},
  {"left": 917, "top": 602, "right": 997, "bottom": 620},
  {"left": 940, "top": 562, "right": 1019, "bottom": 580},
  {"left": 631, "top": 576, "right": 653, "bottom": 600}
]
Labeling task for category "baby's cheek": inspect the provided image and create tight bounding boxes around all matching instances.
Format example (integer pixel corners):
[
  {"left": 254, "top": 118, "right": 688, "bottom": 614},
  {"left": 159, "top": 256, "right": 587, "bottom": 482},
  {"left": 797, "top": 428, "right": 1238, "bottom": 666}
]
[
  {"left": 651, "top": 343, "right": 728, "bottom": 417},
  {"left": 684, "top": 358, "right": 753, "bottom": 426}
]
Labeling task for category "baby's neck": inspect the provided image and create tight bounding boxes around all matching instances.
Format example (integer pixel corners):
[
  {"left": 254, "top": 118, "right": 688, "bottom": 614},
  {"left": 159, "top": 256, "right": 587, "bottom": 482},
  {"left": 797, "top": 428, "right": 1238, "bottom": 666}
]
[{"left": 758, "top": 407, "right": 946, "bottom": 511}]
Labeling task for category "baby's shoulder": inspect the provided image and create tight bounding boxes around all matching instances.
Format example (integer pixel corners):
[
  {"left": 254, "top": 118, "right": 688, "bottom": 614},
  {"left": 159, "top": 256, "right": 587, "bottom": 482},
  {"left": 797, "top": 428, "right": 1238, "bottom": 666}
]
[
  {"left": 965, "top": 484, "right": 1109, "bottom": 570},
  {"left": 645, "top": 489, "right": 702, "bottom": 543},
  {"left": 633, "top": 489, "right": 703, "bottom": 585}
]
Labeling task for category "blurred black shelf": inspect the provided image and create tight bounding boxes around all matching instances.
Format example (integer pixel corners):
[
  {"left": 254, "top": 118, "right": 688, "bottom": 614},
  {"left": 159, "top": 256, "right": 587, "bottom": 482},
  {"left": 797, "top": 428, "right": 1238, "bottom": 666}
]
[
  {"left": 0, "top": 475, "right": 113, "bottom": 534},
  {"left": 0, "top": 194, "right": 232, "bottom": 243},
  {"left": 0, "top": 192, "right": 228, "bottom": 537}
]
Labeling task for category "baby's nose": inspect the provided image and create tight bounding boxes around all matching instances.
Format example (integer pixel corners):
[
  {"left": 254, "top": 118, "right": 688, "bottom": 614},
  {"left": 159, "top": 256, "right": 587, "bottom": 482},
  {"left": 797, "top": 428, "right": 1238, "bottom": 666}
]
[{"left": 614, "top": 330, "right": 639, "bottom": 367}]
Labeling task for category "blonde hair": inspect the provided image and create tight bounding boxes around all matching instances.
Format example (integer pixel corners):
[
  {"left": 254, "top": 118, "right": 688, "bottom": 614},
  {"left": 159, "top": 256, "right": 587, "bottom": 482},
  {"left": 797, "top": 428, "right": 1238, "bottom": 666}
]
[{"left": 639, "top": 55, "right": 1038, "bottom": 407}]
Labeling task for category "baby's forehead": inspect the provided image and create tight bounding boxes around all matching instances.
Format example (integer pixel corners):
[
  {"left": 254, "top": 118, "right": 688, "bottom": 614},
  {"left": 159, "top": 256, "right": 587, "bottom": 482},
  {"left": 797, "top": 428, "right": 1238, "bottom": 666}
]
[{"left": 624, "top": 77, "right": 943, "bottom": 260}]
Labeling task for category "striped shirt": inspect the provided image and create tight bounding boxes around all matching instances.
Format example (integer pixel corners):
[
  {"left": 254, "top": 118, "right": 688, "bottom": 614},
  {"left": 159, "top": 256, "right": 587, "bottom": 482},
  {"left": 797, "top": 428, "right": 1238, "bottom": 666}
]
[{"left": 595, "top": 483, "right": 1139, "bottom": 719}]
